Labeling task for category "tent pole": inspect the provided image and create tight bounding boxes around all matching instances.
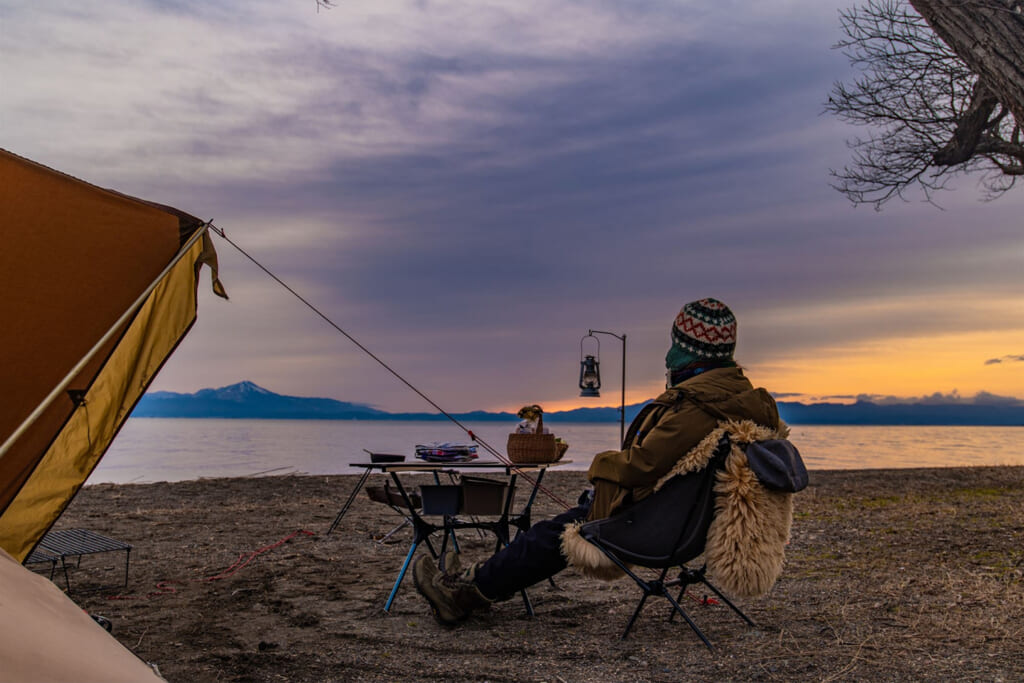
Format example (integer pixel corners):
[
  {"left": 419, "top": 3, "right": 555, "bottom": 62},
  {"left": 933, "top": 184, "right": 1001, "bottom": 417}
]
[{"left": 0, "top": 223, "right": 212, "bottom": 462}]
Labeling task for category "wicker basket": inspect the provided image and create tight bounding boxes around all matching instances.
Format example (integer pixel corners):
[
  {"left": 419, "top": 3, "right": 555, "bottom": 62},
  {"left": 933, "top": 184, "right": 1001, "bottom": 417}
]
[
  {"left": 554, "top": 440, "right": 569, "bottom": 460},
  {"left": 507, "top": 413, "right": 566, "bottom": 464}
]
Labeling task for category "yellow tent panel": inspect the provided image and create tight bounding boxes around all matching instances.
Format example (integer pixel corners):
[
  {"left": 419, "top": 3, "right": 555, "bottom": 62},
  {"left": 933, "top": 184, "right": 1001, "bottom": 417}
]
[{"left": 0, "top": 148, "right": 225, "bottom": 561}]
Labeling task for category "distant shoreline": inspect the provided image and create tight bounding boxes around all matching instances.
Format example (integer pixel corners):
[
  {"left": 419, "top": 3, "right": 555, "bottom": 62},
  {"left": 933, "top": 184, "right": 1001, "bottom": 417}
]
[
  {"left": 126, "top": 414, "right": 1024, "bottom": 427},
  {"left": 132, "top": 381, "right": 1024, "bottom": 426},
  {"left": 84, "top": 462, "right": 1024, "bottom": 488}
]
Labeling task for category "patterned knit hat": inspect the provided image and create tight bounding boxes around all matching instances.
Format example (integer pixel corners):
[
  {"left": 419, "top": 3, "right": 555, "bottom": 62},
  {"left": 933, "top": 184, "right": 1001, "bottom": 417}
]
[{"left": 666, "top": 298, "right": 737, "bottom": 368}]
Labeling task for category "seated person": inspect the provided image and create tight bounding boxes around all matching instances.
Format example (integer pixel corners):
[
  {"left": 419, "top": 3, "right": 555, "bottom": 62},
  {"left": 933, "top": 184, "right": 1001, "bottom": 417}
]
[{"left": 413, "top": 298, "right": 781, "bottom": 625}]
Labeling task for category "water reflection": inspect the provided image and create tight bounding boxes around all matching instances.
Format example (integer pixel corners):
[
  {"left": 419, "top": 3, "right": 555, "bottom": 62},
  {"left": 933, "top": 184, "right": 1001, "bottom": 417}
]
[{"left": 91, "top": 419, "right": 1024, "bottom": 484}]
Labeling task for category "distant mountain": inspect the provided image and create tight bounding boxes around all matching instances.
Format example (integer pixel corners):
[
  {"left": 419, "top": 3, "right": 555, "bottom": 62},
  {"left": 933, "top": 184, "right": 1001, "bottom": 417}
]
[
  {"left": 133, "top": 382, "right": 1024, "bottom": 426},
  {"left": 133, "top": 381, "right": 394, "bottom": 420},
  {"left": 542, "top": 404, "right": 652, "bottom": 424},
  {"left": 776, "top": 400, "right": 1024, "bottom": 426}
]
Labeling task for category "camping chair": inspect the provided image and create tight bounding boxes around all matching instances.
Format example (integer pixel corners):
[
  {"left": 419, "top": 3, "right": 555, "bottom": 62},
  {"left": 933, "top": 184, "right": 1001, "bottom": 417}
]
[{"left": 577, "top": 439, "right": 754, "bottom": 648}]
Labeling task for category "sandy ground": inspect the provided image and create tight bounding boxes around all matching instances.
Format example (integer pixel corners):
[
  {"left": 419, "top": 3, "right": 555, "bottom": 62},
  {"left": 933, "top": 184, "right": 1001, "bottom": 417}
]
[{"left": 42, "top": 466, "right": 1024, "bottom": 682}]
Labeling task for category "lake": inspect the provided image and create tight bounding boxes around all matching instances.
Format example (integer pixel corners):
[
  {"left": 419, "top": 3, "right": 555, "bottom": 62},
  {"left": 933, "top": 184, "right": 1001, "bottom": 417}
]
[{"left": 87, "top": 418, "right": 1024, "bottom": 485}]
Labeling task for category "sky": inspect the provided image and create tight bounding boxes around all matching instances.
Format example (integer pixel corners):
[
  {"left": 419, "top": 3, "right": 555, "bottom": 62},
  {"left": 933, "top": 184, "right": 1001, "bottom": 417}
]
[{"left": 2, "top": 0, "right": 1022, "bottom": 414}]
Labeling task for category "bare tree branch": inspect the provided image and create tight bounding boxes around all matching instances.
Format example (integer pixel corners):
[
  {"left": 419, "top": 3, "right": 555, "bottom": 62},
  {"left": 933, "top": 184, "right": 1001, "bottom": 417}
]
[{"left": 828, "top": 0, "right": 1024, "bottom": 208}]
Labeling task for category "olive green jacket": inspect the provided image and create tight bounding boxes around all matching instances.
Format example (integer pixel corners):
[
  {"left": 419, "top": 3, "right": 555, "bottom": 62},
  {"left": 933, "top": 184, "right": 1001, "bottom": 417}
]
[{"left": 586, "top": 366, "right": 780, "bottom": 520}]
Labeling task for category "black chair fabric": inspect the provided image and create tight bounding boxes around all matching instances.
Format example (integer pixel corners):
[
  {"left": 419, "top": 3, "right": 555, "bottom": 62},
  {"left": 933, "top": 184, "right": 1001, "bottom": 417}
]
[
  {"left": 578, "top": 462, "right": 719, "bottom": 566},
  {"left": 578, "top": 434, "right": 728, "bottom": 566}
]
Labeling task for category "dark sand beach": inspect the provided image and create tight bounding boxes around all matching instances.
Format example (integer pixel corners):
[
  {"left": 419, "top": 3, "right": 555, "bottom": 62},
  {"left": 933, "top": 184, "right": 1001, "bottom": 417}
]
[{"left": 49, "top": 467, "right": 1024, "bottom": 682}]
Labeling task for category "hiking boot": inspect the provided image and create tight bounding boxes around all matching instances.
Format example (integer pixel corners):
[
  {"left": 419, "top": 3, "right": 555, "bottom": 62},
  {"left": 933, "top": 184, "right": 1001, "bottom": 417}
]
[
  {"left": 411, "top": 552, "right": 458, "bottom": 598},
  {"left": 440, "top": 551, "right": 461, "bottom": 574},
  {"left": 412, "top": 556, "right": 492, "bottom": 626}
]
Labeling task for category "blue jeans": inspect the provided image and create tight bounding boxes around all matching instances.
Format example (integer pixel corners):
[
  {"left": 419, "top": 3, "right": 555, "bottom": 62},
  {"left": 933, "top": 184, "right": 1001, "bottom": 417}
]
[{"left": 473, "top": 499, "right": 591, "bottom": 601}]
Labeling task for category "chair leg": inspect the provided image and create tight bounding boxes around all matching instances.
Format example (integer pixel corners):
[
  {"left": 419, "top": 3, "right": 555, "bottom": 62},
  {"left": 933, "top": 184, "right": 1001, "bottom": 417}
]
[
  {"left": 588, "top": 545, "right": 719, "bottom": 649},
  {"left": 616, "top": 567, "right": 713, "bottom": 649},
  {"left": 668, "top": 566, "right": 756, "bottom": 629},
  {"left": 662, "top": 589, "right": 713, "bottom": 650},
  {"left": 698, "top": 574, "right": 756, "bottom": 627},
  {"left": 621, "top": 592, "right": 652, "bottom": 639},
  {"left": 669, "top": 568, "right": 701, "bottom": 622}
]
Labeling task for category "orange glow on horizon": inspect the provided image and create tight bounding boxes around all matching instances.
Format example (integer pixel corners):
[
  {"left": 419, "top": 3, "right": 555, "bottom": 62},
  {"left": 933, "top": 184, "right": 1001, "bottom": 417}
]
[
  {"left": 753, "top": 330, "right": 1024, "bottom": 403},
  {"left": 496, "top": 329, "right": 1024, "bottom": 413}
]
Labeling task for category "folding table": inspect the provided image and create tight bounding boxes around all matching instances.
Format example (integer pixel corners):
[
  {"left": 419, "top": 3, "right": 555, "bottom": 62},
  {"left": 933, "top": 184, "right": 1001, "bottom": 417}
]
[
  {"left": 24, "top": 546, "right": 59, "bottom": 580},
  {"left": 348, "top": 459, "right": 570, "bottom": 613},
  {"left": 31, "top": 528, "right": 132, "bottom": 593}
]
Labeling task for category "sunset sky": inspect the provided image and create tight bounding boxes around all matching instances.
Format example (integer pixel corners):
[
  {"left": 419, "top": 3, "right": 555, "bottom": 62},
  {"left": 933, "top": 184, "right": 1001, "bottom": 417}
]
[{"left": 3, "top": 0, "right": 1022, "bottom": 414}]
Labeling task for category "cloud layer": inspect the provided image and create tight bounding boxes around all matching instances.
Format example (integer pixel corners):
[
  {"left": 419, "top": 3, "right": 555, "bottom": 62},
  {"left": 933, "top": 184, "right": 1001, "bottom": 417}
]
[
  {"left": 3, "top": 0, "right": 1023, "bottom": 411},
  {"left": 985, "top": 355, "right": 1024, "bottom": 365}
]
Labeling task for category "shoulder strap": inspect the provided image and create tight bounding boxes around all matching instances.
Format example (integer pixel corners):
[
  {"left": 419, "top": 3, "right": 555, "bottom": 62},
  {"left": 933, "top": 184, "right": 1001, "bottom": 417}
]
[
  {"left": 622, "top": 401, "right": 669, "bottom": 448},
  {"left": 674, "top": 388, "right": 736, "bottom": 422}
]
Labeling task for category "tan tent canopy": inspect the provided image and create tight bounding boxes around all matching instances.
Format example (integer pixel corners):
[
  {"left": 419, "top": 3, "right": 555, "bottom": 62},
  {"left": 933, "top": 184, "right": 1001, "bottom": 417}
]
[
  {"left": 0, "top": 546, "right": 164, "bottom": 682},
  {"left": 0, "top": 148, "right": 226, "bottom": 561}
]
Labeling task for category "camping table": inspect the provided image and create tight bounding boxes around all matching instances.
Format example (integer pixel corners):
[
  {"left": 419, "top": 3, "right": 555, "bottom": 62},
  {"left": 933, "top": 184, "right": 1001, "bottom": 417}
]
[
  {"left": 348, "top": 459, "right": 571, "bottom": 614},
  {"left": 327, "top": 451, "right": 416, "bottom": 535},
  {"left": 24, "top": 547, "right": 59, "bottom": 580},
  {"left": 34, "top": 529, "right": 132, "bottom": 593}
]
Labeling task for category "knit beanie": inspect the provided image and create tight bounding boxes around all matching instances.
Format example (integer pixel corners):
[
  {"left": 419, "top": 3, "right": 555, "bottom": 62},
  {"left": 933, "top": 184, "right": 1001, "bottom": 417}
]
[{"left": 665, "top": 298, "right": 737, "bottom": 369}]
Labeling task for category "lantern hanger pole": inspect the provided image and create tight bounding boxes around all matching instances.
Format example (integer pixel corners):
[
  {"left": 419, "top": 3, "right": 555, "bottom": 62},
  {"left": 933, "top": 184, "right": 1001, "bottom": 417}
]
[{"left": 587, "top": 329, "right": 627, "bottom": 448}]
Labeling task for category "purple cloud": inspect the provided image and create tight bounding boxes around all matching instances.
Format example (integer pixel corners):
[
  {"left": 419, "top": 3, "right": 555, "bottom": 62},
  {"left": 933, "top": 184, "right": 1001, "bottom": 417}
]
[{"left": 984, "top": 355, "right": 1024, "bottom": 365}]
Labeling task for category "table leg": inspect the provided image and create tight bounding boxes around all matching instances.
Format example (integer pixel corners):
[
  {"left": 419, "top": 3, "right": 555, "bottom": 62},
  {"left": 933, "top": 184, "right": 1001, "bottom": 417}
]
[
  {"left": 384, "top": 539, "right": 420, "bottom": 613},
  {"left": 520, "top": 588, "right": 535, "bottom": 617},
  {"left": 448, "top": 518, "right": 462, "bottom": 554},
  {"left": 423, "top": 534, "right": 439, "bottom": 558},
  {"left": 492, "top": 474, "right": 517, "bottom": 553},
  {"left": 327, "top": 468, "right": 373, "bottom": 535},
  {"left": 522, "top": 468, "right": 561, "bottom": 591},
  {"left": 500, "top": 472, "right": 538, "bottom": 616},
  {"left": 58, "top": 557, "right": 71, "bottom": 592},
  {"left": 382, "top": 471, "right": 446, "bottom": 611},
  {"left": 517, "top": 467, "right": 548, "bottom": 531},
  {"left": 373, "top": 518, "right": 411, "bottom": 544},
  {"left": 438, "top": 472, "right": 468, "bottom": 548}
]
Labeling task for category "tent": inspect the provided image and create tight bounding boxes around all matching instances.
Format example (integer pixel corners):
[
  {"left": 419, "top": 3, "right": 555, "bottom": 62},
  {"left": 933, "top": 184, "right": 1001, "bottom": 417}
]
[
  {"left": 0, "top": 148, "right": 226, "bottom": 681},
  {"left": 0, "top": 546, "right": 167, "bottom": 682}
]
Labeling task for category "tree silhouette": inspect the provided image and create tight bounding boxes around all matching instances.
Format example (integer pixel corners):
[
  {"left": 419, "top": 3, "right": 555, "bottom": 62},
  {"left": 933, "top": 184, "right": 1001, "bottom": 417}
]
[
  {"left": 828, "top": 0, "right": 1023, "bottom": 207},
  {"left": 910, "top": 0, "right": 1024, "bottom": 125}
]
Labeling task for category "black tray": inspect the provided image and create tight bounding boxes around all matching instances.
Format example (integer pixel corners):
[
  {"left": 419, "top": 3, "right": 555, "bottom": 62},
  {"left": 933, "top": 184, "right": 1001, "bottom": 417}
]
[{"left": 368, "top": 453, "right": 406, "bottom": 463}]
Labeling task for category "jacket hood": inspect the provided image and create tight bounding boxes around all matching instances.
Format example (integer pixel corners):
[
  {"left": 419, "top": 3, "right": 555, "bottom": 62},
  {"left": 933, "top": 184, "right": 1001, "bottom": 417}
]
[{"left": 659, "top": 367, "right": 780, "bottom": 430}]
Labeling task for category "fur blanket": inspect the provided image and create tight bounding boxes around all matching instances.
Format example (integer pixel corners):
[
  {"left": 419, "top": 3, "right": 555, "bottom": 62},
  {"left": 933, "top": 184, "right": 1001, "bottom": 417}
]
[{"left": 561, "top": 420, "right": 793, "bottom": 597}]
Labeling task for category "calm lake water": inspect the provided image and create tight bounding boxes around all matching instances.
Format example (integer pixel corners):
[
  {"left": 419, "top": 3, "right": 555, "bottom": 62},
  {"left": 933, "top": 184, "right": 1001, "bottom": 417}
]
[{"left": 87, "top": 419, "right": 1024, "bottom": 485}]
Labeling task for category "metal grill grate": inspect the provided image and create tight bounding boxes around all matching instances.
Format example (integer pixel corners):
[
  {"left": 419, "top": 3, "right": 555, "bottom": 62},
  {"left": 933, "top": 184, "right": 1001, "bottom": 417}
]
[{"left": 35, "top": 529, "right": 132, "bottom": 593}]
